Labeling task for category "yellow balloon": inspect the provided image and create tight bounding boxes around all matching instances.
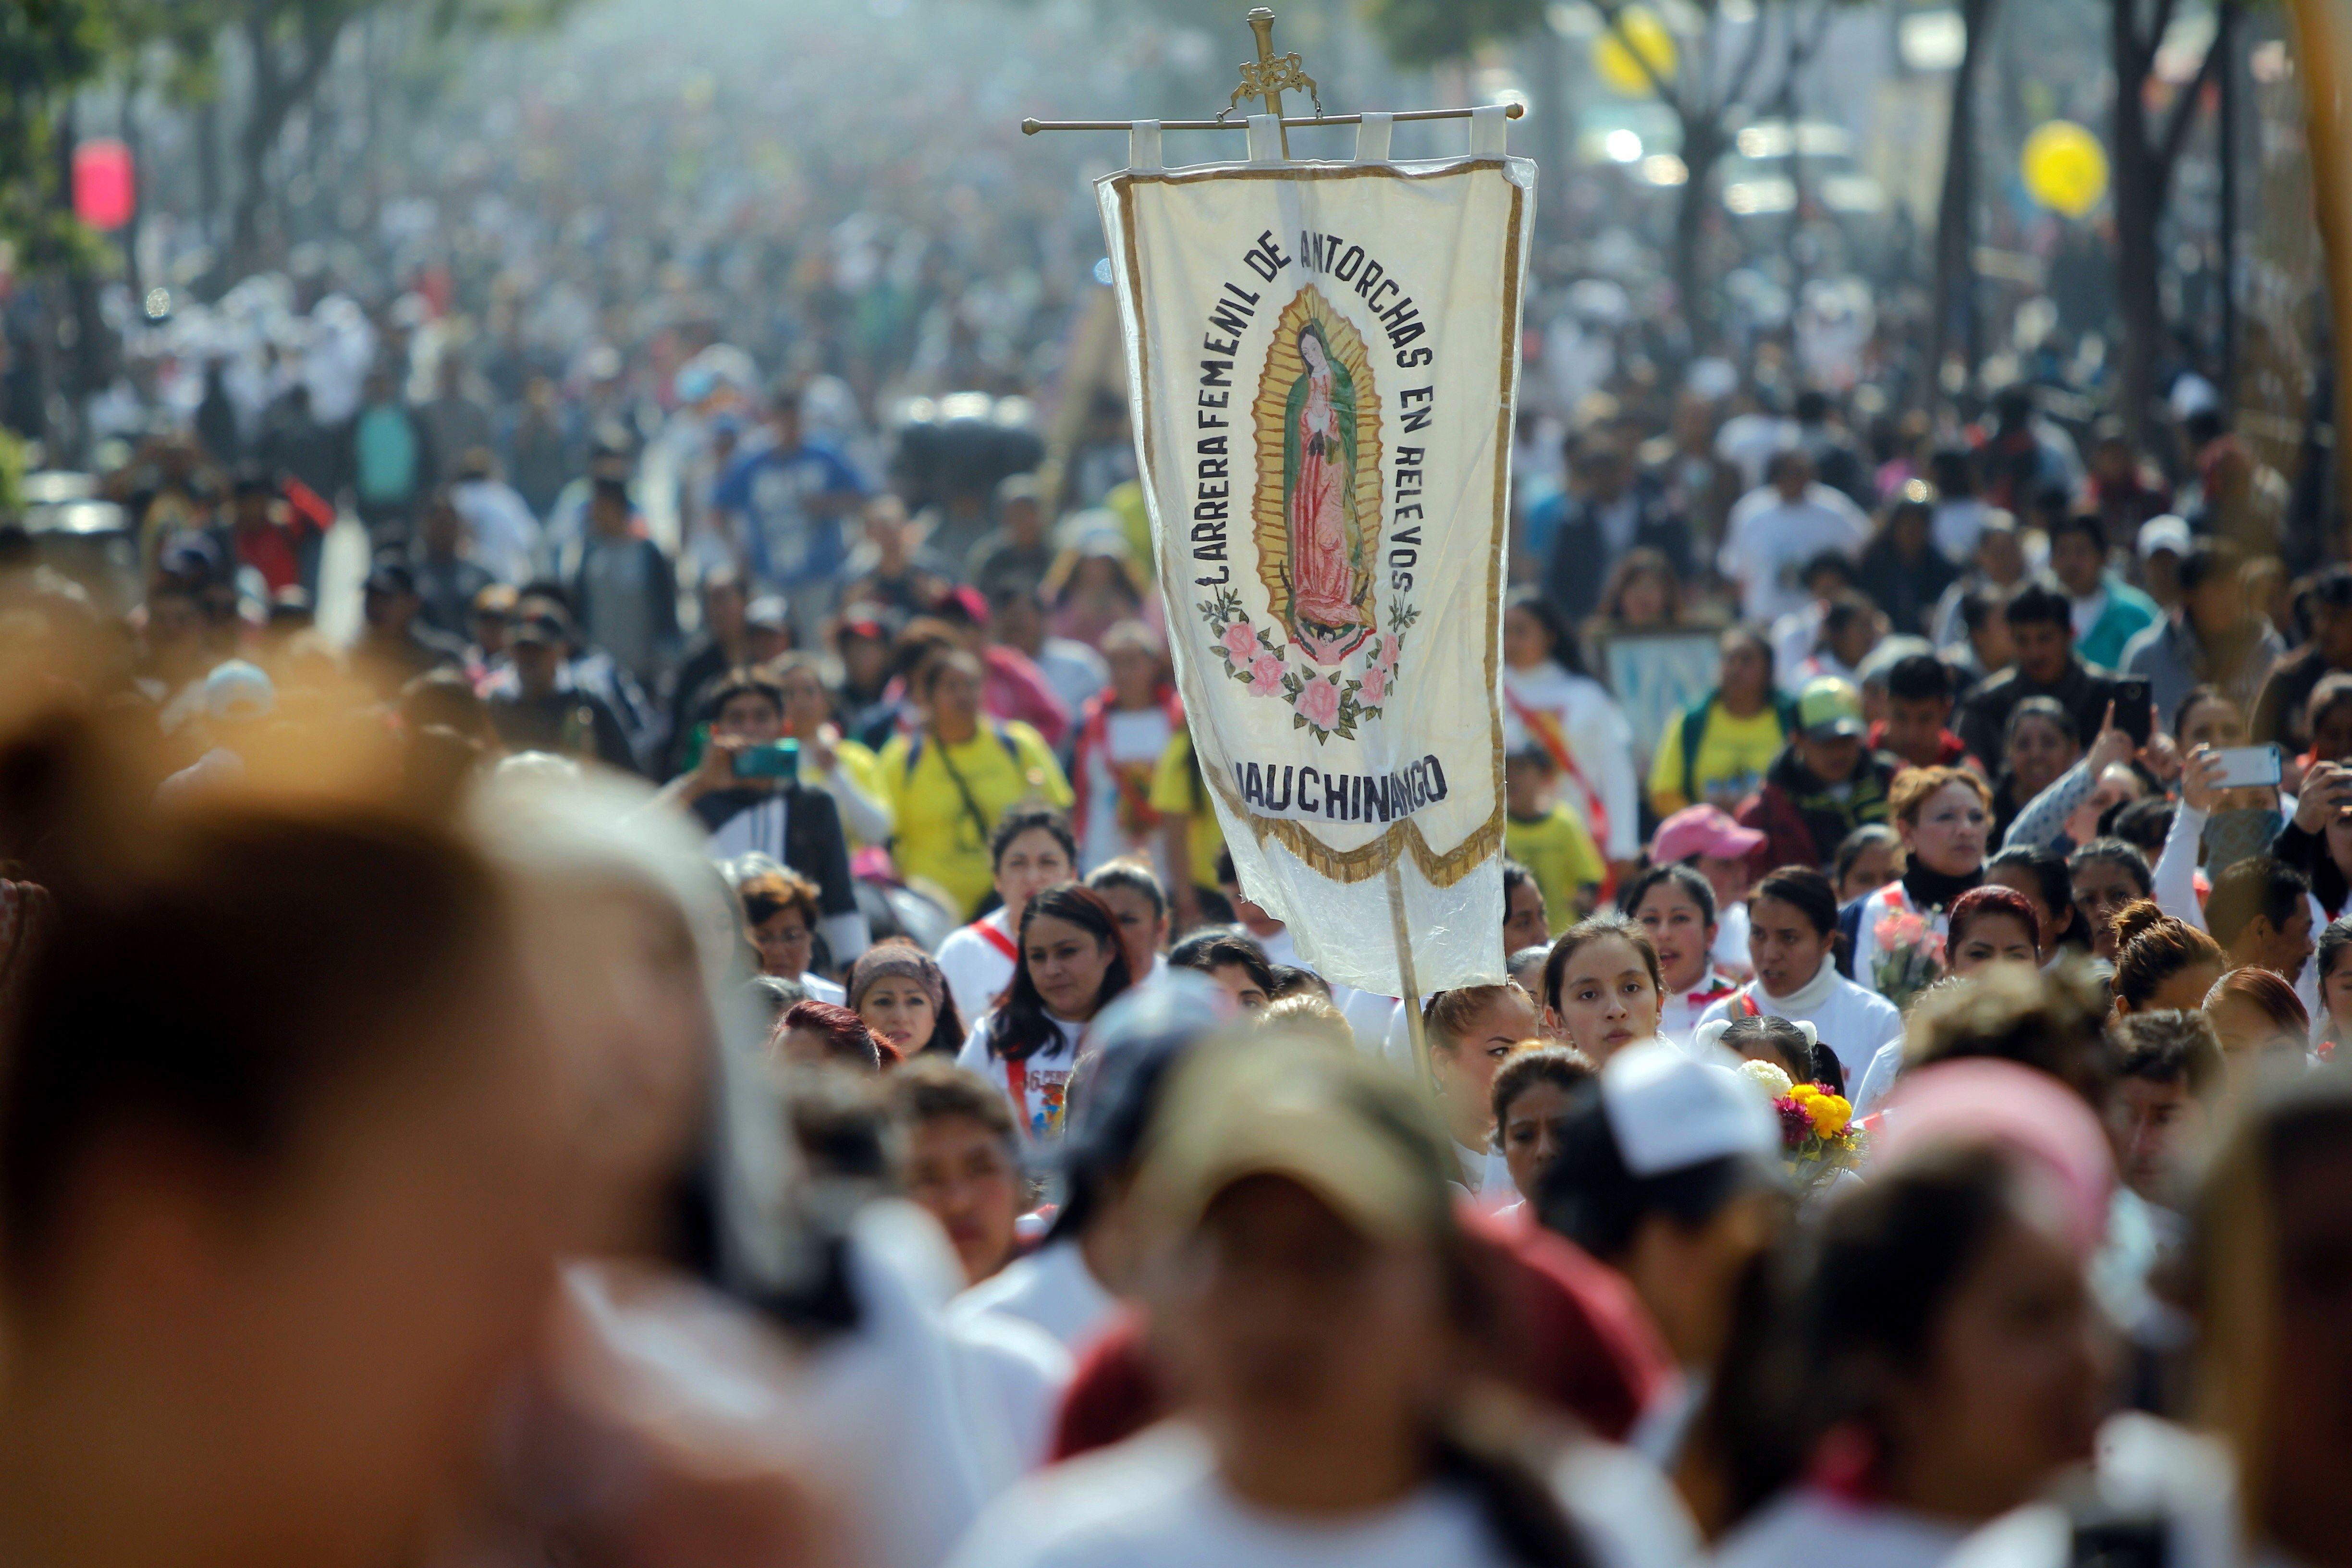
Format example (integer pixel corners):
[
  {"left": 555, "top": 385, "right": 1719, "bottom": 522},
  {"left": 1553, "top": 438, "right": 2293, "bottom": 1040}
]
[
  {"left": 2021, "top": 120, "right": 2109, "bottom": 219},
  {"left": 1593, "top": 8, "right": 1678, "bottom": 98}
]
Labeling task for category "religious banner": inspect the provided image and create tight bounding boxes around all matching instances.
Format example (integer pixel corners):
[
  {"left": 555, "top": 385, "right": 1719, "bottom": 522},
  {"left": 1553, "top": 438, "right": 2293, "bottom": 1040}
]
[{"left": 1098, "top": 115, "right": 1533, "bottom": 994}]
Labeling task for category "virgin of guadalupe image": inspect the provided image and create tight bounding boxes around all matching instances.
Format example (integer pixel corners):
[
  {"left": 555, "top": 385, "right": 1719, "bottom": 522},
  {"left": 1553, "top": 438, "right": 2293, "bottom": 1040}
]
[{"left": 1283, "top": 324, "right": 1371, "bottom": 662}]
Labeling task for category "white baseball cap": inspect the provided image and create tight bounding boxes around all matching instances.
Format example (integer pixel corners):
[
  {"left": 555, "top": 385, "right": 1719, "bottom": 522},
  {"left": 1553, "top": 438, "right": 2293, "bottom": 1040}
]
[
  {"left": 2137, "top": 514, "right": 2193, "bottom": 561},
  {"left": 1599, "top": 1039, "right": 1778, "bottom": 1178}
]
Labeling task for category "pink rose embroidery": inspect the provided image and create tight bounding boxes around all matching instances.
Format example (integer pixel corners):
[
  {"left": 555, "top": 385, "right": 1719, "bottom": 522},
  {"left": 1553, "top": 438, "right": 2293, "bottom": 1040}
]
[
  {"left": 1248, "top": 652, "right": 1285, "bottom": 697},
  {"left": 1221, "top": 622, "right": 1258, "bottom": 662},
  {"left": 1298, "top": 677, "right": 1341, "bottom": 730},
  {"left": 1377, "top": 633, "right": 1401, "bottom": 669},
  {"left": 1358, "top": 664, "right": 1388, "bottom": 705}
]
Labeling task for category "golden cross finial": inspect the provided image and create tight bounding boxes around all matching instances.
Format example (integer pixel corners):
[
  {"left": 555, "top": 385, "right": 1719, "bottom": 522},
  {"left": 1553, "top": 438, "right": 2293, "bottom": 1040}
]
[{"left": 1222, "top": 7, "right": 1322, "bottom": 157}]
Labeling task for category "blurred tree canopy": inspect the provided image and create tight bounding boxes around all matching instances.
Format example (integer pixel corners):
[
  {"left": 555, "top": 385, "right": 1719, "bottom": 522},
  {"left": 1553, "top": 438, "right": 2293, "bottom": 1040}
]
[
  {"left": 0, "top": 0, "right": 588, "bottom": 277},
  {"left": 0, "top": 0, "right": 112, "bottom": 268},
  {"left": 1365, "top": 0, "right": 1852, "bottom": 350},
  {"left": 1361, "top": 0, "right": 1541, "bottom": 65}
]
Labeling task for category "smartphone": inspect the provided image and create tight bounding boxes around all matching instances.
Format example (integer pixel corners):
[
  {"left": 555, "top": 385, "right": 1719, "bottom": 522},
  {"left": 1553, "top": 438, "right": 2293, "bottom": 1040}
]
[
  {"left": 733, "top": 739, "right": 801, "bottom": 779},
  {"left": 2111, "top": 677, "right": 2153, "bottom": 747},
  {"left": 2209, "top": 744, "right": 2282, "bottom": 790},
  {"left": 2069, "top": 1518, "right": 2167, "bottom": 1568}
]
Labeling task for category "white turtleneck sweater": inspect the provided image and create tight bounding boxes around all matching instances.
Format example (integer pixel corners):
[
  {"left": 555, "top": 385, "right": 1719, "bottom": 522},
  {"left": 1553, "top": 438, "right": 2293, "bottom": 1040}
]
[{"left": 1694, "top": 953, "right": 1902, "bottom": 1090}]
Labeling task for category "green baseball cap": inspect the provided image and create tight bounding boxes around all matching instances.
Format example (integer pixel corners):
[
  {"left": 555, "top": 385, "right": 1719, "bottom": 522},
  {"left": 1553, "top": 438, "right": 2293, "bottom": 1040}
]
[{"left": 1798, "top": 676, "right": 1866, "bottom": 742}]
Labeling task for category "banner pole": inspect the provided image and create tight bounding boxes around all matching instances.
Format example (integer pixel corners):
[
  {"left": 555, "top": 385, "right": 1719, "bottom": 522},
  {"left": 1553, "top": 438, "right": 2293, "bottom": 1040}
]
[{"left": 1386, "top": 858, "right": 1432, "bottom": 1092}]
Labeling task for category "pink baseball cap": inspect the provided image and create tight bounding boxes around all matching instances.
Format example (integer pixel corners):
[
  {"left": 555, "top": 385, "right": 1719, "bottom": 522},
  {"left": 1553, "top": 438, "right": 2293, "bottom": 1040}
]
[
  {"left": 1653, "top": 805, "right": 1767, "bottom": 866},
  {"left": 1873, "top": 1057, "right": 2116, "bottom": 1256}
]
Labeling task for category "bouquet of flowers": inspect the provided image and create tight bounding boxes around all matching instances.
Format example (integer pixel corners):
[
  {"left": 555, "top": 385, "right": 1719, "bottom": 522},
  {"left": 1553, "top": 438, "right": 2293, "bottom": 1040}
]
[
  {"left": 1738, "top": 1059, "right": 1865, "bottom": 1188},
  {"left": 1870, "top": 906, "right": 1946, "bottom": 1012}
]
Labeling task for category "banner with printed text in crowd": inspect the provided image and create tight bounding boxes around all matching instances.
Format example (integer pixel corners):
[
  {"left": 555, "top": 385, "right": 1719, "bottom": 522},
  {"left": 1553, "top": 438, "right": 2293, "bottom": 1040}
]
[{"left": 1098, "top": 118, "right": 1534, "bottom": 995}]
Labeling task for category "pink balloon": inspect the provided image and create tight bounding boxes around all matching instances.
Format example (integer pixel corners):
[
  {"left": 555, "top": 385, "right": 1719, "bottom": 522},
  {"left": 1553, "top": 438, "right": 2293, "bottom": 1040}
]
[{"left": 72, "top": 139, "right": 135, "bottom": 232}]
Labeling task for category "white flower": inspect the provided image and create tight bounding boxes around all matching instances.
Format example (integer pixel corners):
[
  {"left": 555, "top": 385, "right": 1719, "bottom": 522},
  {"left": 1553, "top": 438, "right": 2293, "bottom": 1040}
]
[{"left": 1739, "top": 1058, "right": 1793, "bottom": 1100}]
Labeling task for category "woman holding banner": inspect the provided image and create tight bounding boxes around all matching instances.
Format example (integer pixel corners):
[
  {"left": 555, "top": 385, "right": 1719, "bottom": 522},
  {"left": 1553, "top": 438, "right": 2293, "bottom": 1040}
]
[{"left": 1502, "top": 590, "right": 1640, "bottom": 883}]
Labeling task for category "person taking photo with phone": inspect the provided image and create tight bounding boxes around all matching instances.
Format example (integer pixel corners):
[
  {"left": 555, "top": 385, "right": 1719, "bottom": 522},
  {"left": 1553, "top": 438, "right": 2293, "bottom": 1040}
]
[{"left": 655, "top": 667, "right": 867, "bottom": 961}]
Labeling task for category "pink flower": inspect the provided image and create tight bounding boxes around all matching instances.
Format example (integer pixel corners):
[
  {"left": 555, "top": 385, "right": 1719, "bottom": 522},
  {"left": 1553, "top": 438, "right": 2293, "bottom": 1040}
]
[
  {"left": 1876, "top": 911, "right": 1928, "bottom": 948},
  {"left": 1248, "top": 652, "right": 1285, "bottom": 697},
  {"left": 1358, "top": 664, "right": 1388, "bottom": 705},
  {"left": 1297, "top": 676, "right": 1341, "bottom": 730},
  {"left": 1221, "top": 622, "right": 1258, "bottom": 662},
  {"left": 1377, "top": 633, "right": 1401, "bottom": 669}
]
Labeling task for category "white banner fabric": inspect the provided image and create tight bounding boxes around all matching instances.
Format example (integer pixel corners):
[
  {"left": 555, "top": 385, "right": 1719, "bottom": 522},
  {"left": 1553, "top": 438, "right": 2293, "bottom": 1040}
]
[{"left": 1098, "top": 150, "right": 1535, "bottom": 995}]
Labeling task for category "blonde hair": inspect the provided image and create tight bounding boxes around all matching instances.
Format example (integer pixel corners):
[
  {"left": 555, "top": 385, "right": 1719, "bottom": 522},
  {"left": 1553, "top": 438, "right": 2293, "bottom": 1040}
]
[
  {"left": 1257, "top": 991, "right": 1355, "bottom": 1051},
  {"left": 1422, "top": 981, "right": 1535, "bottom": 1056},
  {"left": 1889, "top": 764, "right": 1992, "bottom": 823}
]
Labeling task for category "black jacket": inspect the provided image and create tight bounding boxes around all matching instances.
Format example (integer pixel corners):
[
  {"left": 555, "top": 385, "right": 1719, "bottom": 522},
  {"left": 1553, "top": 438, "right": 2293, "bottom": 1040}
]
[
  {"left": 1540, "top": 478, "right": 1694, "bottom": 622},
  {"left": 690, "top": 782, "right": 858, "bottom": 922},
  {"left": 2272, "top": 819, "right": 2348, "bottom": 920},
  {"left": 1957, "top": 658, "right": 2116, "bottom": 772},
  {"left": 488, "top": 687, "right": 640, "bottom": 775}
]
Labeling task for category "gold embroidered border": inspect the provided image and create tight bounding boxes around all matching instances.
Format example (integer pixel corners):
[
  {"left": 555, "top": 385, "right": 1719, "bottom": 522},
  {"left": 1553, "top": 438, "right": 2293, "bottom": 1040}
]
[{"left": 1109, "top": 160, "right": 1526, "bottom": 889}]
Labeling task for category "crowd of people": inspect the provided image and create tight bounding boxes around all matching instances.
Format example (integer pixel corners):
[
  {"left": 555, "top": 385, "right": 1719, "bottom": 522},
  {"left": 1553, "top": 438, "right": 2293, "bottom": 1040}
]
[
  {"left": 2, "top": 4, "right": 2349, "bottom": 1546},
  {"left": 4, "top": 301, "right": 2350, "bottom": 1567}
]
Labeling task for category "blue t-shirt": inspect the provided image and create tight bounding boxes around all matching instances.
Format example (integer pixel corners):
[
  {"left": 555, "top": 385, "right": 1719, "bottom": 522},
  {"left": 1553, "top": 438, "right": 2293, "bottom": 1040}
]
[{"left": 712, "top": 440, "right": 867, "bottom": 588}]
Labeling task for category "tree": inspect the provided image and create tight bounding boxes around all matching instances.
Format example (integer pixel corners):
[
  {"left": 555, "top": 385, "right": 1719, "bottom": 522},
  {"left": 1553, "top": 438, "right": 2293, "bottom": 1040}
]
[
  {"left": 1364, "top": 0, "right": 1838, "bottom": 350},
  {"left": 0, "top": 0, "right": 114, "bottom": 463},
  {"left": 2108, "top": 0, "right": 2226, "bottom": 445},
  {"left": 1928, "top": 0, "right": 1998, "bottom": 400},
  {"left": 215, "top": 0, "right": 584, "bottom": 274},
  {"left": 0, "top": 0, "right": 110, "bottom": 270}
]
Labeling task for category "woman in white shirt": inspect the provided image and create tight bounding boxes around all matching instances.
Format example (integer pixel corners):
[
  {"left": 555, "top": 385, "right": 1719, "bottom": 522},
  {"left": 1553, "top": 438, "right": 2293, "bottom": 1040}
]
[
  {"left": 1713, "top": 1144, "right": 2100, "bottom": 1568},
  {"left": 1539, "top": 913, "right": 1672, "bottom": 1066},
  {"left": 1850, "top": 766, "right": 1992, "bottom": 1006},
  {"left": 1502, "top": 588, "right": 1641, "bottom": 874},
  {"left": 1422, "top": 982, "right": 1544, "bottom": 1200},
  {"left": 1700, "top": 868, "right": 1901, "bottom": 1093},
  {"left": 946, "top": 1034, "right": 1615, "bottom": 1568},
  {"left": 957, "top": 882, "right": 1132, "bottom": 1143},
  {"left": 936, "top": 809, "right": 1080, "bottom": 1024},
  {"left": 1625, "top": 864, "right": 1742, "bottom": 1043}
]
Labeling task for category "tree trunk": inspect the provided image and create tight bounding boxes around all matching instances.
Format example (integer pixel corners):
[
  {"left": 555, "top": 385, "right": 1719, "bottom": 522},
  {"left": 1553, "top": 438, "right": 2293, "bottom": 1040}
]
[
  {"left": 228, "top": 14, "right": 343, "bottom": 277},
  {"left": 1674, "top": 122, "right": 1723, "bottom": 353},
  {"left": 229, "top": 20, "right": 280, "bottom": 275},
  {"left": 1929, "top": 0, "right": 1996, "bottom": 406},
  {"left": 2110, "top": 1, "right": 2164, "bottom": 449},
  {"left": 1533, "top": 21, "right": 1573, "bottom": 239}
]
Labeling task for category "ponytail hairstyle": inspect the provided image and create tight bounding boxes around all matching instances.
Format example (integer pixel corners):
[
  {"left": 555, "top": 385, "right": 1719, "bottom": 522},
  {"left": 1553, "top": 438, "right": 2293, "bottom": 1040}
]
[
  {"left": 2110, "top": 900, "right": 2225, "bottom": 1012},
  {"left": 1717, "top": 1014, "right": 1825, "bottom": 1086},
  {"left": 985, "top": 883, "right": 1132, "bottom": 1061},
  {"left": 1424, "top": 981, "right": 1536, "bottom": 1059},
  {"left": 2205, "top": 967, "right": 2310, "bottom": 1036},
  {"left": 1541, "top": 912, "right": 1664, "bottom": 1019}
]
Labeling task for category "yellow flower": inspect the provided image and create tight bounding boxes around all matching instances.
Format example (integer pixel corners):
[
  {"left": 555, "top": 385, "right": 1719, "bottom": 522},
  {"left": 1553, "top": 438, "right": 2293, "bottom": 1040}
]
[
  {"left": 1807, "top": 1094, "right": 1852, "bottom": 1137},
  {"left": 1787, "top": 1083, "right": 1821, "bottom": 1103}
]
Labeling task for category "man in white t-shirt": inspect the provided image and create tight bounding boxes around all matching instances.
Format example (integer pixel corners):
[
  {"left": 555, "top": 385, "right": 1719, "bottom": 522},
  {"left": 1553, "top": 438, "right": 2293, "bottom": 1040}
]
[{"left": 1718, "top": 449, "right": 1871, "bottom": 625}]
